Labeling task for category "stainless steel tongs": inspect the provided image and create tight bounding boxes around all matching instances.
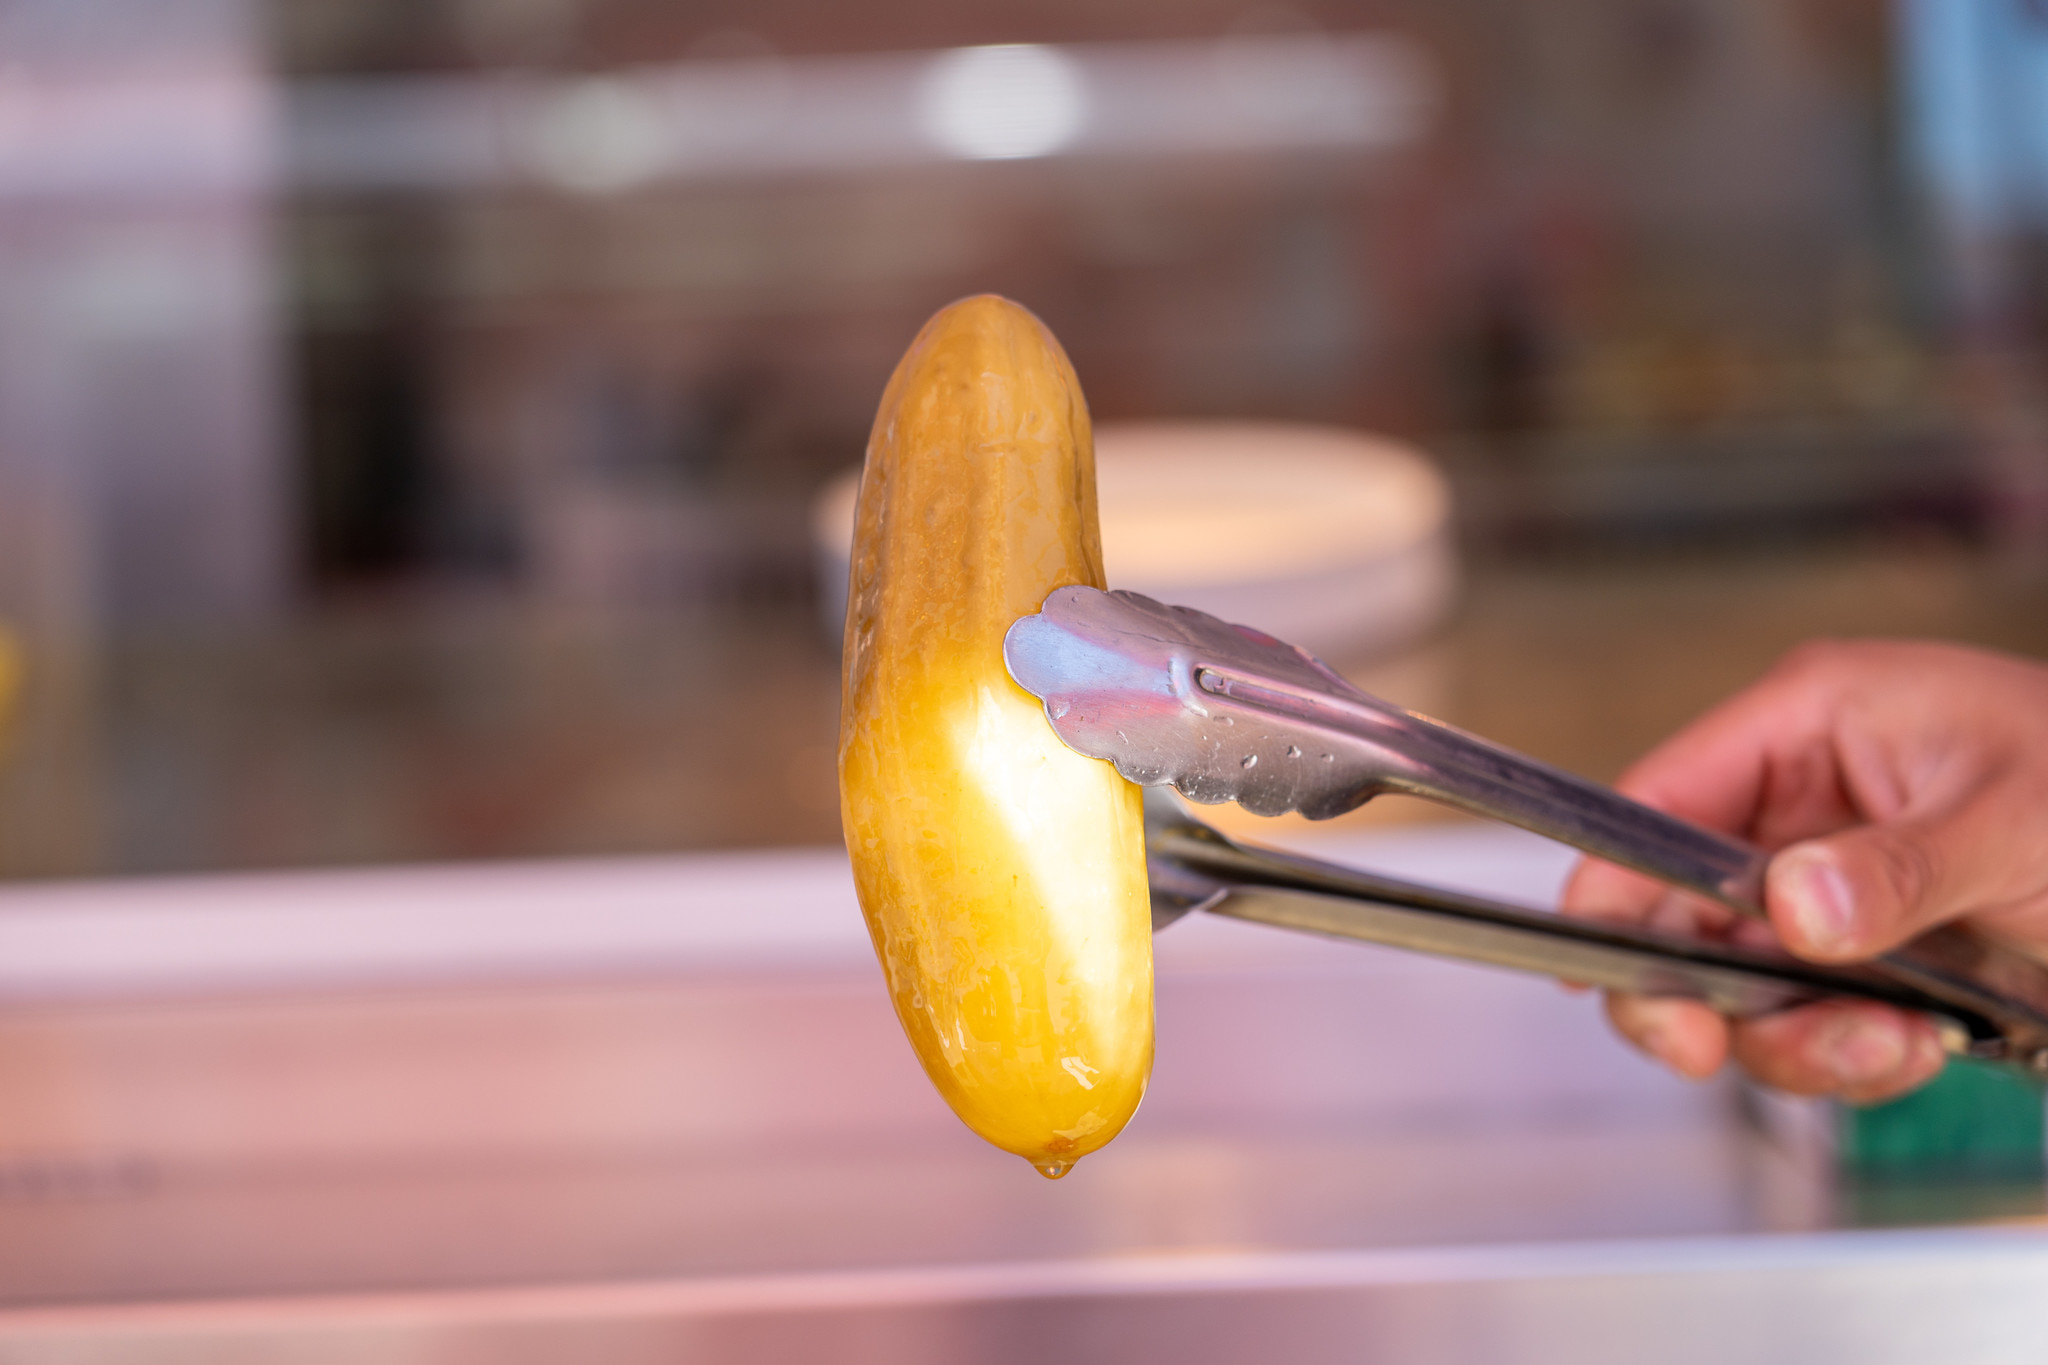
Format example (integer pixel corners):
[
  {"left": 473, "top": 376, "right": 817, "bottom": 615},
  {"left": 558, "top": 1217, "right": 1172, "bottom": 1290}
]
[{"left": 1004, "top": 585, "right": 2048, "bottom": 1073}]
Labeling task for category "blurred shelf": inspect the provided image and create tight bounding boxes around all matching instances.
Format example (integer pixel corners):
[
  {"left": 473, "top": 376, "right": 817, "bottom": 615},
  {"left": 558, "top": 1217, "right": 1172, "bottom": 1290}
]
[{"left": 1, "top": 541, "right": 2045, "bottom": 879}]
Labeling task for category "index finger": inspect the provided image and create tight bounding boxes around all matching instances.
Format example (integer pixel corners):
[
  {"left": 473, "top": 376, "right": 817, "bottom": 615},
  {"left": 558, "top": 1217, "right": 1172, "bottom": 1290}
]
[
  {"left": 1606, "top": 644, "right": 1856, "bottom": 842},
  {"left": 1559, "top": 646, "right": 1847, "bottom": 921}
]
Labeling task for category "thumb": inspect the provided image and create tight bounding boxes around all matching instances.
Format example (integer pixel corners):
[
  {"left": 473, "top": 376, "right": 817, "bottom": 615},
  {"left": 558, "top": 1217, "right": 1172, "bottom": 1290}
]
[{"left": 1767, "top": 821, "right": 1969, "bottom": 962}]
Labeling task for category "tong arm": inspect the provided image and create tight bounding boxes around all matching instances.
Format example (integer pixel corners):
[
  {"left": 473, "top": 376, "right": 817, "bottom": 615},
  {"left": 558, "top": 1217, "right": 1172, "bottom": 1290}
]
[
  {"left": 1196, "top": 666, "right": 1768, "bottom": 908},
  {"left": 1146, "top": 801, "right": 1996, "bottom": 1059}
]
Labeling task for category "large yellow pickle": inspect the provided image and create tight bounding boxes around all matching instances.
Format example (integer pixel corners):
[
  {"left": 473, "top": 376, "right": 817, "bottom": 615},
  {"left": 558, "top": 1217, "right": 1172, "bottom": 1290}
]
[{"left": 839, "top": 295, "right": 1153, "bottom": 1178}]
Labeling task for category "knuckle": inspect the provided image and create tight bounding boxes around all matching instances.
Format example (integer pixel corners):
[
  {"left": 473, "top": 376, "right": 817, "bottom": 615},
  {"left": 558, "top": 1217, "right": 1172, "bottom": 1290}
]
[
  {"left": 1729, "top": 1035, "right": 1830, "bottom": 1097},
  {"left": 1868, "top": 831, "right": 1939, "bottom": 920},
  {"left": 1730, "top": 1010, "right": 1839, "bottom": 1096},
  {"left": 1771, "top": 637, "right": 1854, "bottom": 685}
]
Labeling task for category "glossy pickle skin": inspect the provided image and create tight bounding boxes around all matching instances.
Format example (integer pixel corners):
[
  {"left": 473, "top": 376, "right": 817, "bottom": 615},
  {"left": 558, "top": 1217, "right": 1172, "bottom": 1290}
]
[{"left": 838, "top": 296, "right": 1154, "bottom": 1176}]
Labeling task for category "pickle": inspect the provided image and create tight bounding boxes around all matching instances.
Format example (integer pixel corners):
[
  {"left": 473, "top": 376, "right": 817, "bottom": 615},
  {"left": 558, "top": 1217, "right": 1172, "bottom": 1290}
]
[{"left": 839, "top": 295, "right": 1153, "bottom": 1178}]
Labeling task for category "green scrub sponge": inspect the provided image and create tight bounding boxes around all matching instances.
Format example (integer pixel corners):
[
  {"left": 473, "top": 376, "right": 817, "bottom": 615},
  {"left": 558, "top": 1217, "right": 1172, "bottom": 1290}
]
[{"left": 1839, "top": 1058, "right": 2045, "bottom": 1179}]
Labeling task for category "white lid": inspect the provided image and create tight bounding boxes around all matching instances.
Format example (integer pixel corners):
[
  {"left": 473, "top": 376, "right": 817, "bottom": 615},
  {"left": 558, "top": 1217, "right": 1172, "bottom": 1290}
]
[
  {"left": 1093, "top": 421, "right": 1448, "bottom": 588},
  {"left": 811, "top": 420, "right": 1456, "bottom": 659},
  {"left": 814, "top": 422, "right": 1447, "bottom": 582}
]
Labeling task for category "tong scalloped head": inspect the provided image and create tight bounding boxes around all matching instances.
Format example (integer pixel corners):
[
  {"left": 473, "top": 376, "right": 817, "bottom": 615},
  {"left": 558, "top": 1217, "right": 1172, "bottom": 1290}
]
[{"left": 1003, "top": 585, "right": 1401, "bottom": 819}]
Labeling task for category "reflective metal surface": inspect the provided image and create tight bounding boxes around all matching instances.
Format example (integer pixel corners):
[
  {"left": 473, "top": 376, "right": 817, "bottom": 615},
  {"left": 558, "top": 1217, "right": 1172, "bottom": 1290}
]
[
  {"left": 1009, "top": 586, "right": 2048, "bottom": 1070},
  {"left": 1004, "top": 586, "right": 1766, "bottom": 895},
  {"left": 11, "top": 1230, "right": 2048, "bottom": 1364},
  {"left": 1143, "top": 793, "right": 1987, "bottom": 1044},
  {"left": 0, "top": 834, "right": 2038, "bottom": 1361}
]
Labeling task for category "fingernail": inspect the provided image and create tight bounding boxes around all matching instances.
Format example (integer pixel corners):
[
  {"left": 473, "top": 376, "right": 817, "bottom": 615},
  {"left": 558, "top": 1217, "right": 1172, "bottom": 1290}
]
[
  {"left": 1819, "top": 1018, "right": 1906, "bottom": 1085},
  {"left": 1777, "top": 848, "right": 1857, "bottom": 956},
  {"left": 1910, "top": 1029, "right": 1946, "bottom": 1076}
]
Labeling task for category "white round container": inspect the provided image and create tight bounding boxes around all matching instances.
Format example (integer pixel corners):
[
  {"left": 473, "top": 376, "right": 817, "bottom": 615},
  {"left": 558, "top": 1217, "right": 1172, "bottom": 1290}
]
[{"left": 811, "top": 420, "right": 1456, "bottom": 663}]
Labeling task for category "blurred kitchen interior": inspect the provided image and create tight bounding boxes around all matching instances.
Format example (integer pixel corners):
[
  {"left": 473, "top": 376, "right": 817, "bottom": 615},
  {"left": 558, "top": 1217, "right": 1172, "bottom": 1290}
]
[{"left": 3, "top": 0, "right": 2048, "bottom": 880}]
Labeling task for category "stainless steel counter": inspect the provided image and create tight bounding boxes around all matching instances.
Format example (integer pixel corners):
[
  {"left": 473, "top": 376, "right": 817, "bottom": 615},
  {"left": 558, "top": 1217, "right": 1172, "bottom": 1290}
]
[
  {"left": 13, "top": 1230, "right": 2048, "bottom": 1365},
  {"left": 0, "top": 823, "right": 2038, "bottom": 1360}
]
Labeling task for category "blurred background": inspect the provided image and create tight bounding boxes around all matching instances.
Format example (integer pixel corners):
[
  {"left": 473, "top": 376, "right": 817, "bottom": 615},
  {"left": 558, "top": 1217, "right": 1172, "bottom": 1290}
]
[
  {"left": 9, "top": 1, "right": 2048, "bottom": 1341},
  {"left": 4, "top": 0, "right": 2048, "bottom": 880}
]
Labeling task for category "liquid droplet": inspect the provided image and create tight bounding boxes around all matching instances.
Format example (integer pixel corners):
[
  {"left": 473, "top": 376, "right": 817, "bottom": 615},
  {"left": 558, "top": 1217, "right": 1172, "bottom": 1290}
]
[
  {"left": 1321, "top": 753, "right": 1335, "bottom": 762},
  {"left": 1240, "top": 753, "right": 1258, "bottom": 769},
  {"left": 1033, "top": 1159, "right": 1073, "bottom": 1180},
  {"left": 1286, "top": 745, "right": 1302, "bottom": 758}
]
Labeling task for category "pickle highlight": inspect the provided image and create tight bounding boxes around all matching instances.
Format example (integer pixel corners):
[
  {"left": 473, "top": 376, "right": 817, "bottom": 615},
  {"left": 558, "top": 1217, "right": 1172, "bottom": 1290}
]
[{"left": 838, "top": 295, "right": 1154, "bottom": 1178}]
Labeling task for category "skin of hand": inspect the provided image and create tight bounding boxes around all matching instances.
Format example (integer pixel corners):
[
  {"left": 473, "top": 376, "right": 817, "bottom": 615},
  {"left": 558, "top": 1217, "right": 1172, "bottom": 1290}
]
[{"left": 1560, "top": 639, "right": 2048, "bottom": 1103}]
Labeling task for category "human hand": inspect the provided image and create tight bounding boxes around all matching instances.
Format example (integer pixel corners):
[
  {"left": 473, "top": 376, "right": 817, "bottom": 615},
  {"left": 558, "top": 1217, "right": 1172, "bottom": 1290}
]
[{"left": 1561, "top": 639, "right": 2048, "bottom": 1102}]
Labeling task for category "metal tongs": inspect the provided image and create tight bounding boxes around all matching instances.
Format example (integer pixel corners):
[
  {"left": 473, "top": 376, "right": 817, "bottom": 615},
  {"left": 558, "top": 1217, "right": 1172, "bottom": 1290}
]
[{"left": 1004, "top": 586, "right": 2048, "bottom": 1073}]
